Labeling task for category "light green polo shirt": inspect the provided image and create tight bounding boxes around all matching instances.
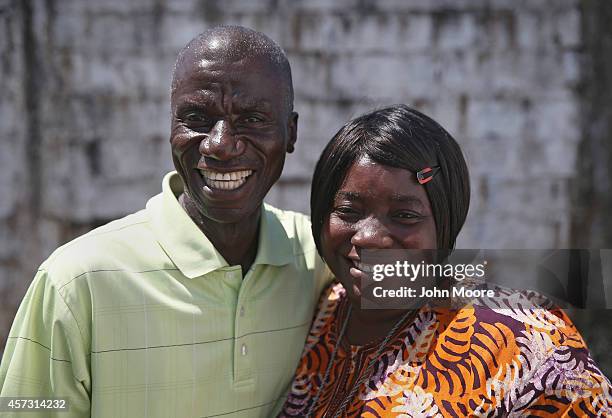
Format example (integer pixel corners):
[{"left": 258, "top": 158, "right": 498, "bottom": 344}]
[{"left": 0, "top": 172, "right": 330, "bottom": 418}]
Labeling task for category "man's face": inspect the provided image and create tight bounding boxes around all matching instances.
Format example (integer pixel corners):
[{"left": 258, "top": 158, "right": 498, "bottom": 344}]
[{"left": 170, "top": 54, "right": 297, "bottom": 223}]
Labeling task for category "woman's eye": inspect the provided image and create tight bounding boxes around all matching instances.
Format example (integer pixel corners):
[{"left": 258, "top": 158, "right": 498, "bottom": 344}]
[
  {"left": 394, "top": 212, "right": 422, "bottom": 222},
  {"left": 333, "top": 207, "right": 360, "bottom": 221}
]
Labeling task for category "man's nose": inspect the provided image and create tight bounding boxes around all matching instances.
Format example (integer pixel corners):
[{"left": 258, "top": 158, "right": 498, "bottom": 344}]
[
  {"left": 350, "top": 218, "right": 394, "bottom": 249},
  {"left": 199, "top": 120, "right": 245, "bottom": 160}
]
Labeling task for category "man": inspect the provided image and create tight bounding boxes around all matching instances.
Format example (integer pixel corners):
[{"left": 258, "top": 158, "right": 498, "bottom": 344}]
[{"left": 0, "top": 26, "right": 329, "bottom": 417}]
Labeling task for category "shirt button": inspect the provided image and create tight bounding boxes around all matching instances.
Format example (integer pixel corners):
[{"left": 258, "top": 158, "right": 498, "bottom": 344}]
[
  {"left": 239, "top": 306, "right": 245, "bottom": 317},
  {"left": 241, "top": 343, "right": 248, "bottom": 356}
]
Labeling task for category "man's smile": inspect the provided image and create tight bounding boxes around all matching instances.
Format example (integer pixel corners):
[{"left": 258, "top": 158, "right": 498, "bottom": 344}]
[{"left": 199, "top": 169, "right": 254, "bottom": 190}]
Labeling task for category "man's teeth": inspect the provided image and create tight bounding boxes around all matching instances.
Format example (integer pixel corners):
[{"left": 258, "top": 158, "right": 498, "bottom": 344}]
[
  {"left": 201, "top": 169, "right": 253, "bottom": 181},
  {"left": 200, "top": 169, "right": 253, "bottom": 190},
  {"left": 207, "top": 179, "right": 246, "bottom": 190},
  {"left": 354, "top": 261, "right": 375, "bottom": 272}
]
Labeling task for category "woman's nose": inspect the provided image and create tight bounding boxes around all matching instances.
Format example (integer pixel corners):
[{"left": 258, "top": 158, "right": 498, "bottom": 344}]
[
  {"left": 199, "top": 119, "right": 245, "bottom": 160},
  {"left": 350, "top": 218, "right": 394, "bottom": 249}
]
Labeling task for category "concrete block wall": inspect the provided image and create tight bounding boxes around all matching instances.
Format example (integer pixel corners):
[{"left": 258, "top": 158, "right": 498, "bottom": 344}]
[{"left": 2, "top": 0, "right": 611, "bottom": 375}]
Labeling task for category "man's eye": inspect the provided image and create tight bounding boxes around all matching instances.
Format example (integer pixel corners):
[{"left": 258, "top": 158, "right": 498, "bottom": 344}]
[
  {"left": 184, "top": 112, "right": 210, "bottom": 123},
  {"left": 242, "top": 115, "right": 264, "bottom": 124}
]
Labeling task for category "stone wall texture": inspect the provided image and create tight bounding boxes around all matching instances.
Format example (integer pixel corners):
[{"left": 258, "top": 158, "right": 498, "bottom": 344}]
[{"left": 1, "top": 0, "right": 611, "bottom": 376}]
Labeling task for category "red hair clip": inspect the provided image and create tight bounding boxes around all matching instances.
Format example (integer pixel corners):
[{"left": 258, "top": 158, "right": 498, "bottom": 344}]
[{"left": 416, "top": 166, "right": 440, "bottom": 185}]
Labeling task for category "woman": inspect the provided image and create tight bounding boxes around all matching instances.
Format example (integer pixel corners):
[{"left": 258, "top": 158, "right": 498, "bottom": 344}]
[{"left": 278, "top": 105, "right": 612, "bottom": 417}]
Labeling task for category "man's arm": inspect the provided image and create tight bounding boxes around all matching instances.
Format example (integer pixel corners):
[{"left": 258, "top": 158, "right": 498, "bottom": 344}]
[{"left": 0, "top": 269, "right": 91, "bottom": 417}]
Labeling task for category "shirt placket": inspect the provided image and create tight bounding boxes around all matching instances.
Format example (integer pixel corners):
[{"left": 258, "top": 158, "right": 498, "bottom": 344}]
[{"left": 230, "top": 268, "right": 254, "bottom": 385}]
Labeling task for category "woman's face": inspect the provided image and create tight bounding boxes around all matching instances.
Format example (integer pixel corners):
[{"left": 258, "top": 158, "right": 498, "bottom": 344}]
[{"left": 320, "top": 156, "right": 437, "bottom": 301}]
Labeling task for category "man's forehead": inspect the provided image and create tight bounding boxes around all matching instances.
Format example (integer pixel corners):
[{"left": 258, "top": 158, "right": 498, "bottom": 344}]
[
  {"left": 176, "top": 91, "right": 274, "bottom": 111},
  {"left": 171, "top": 63, "right": 285, "bottom": 112},
  {"left": 176, "top": 54, "right": 283, "bottom": 86},
  {"left": 171, "top": 30, "right": 292, "bottom": 110}
]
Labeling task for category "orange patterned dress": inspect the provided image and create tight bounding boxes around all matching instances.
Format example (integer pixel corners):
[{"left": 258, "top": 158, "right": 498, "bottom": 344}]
[{"left": 278, "top": 283, "right": 612, "bottom": 417}]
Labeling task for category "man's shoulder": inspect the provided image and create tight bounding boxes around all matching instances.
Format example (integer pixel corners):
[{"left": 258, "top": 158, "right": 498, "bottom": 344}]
[{"left": 40, "top": 207, "right": 167, "bottom": 288}]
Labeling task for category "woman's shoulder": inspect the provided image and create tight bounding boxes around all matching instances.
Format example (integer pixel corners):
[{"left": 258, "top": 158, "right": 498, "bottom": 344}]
[
  {"left": 464, "top": 284, "right": 584, "bottom": 343},
  {"left": 305, "top": 281, "right": 346, "bottom": 341},
  {"left": 432, "top": 284, "right": 588, "bottom": 349},
  {"left": 426, "top": 285, "right": 602, "bottom": 392},
  {"left": 315, "top": 280, "right": 346, "bottom": 312},
  {"left": 304, "top": 281, "right": 346, "bottom": 351}
]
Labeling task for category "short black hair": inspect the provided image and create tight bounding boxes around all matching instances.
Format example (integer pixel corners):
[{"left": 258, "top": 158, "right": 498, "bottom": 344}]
[
  {"left": 171, "top": 25, "right": 294, "bottom": 111},
  {"left": 311, "top": 104, "right": 470, "bottom": 251}
]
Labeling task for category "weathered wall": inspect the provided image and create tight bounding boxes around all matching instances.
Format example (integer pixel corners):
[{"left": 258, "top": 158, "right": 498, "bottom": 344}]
[{"left": 1, "top": 0, "right": 610, "bottom": 375}]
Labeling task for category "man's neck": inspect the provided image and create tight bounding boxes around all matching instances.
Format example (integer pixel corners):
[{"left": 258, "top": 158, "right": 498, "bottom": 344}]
[{"left": 179, "top": 193, "right": 260, "bottom": 275}]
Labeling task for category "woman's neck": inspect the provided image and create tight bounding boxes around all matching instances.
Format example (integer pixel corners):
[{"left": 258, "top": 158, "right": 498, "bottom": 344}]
[{"left": 343, "top": 299, "right": 417, "bottom": 346}]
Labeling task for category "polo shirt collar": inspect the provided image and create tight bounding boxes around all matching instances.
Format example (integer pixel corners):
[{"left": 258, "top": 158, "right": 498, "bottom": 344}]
[
  {"left": 253, "top": 202, "right": 294, "bottom": 267},
  {"left": 147, "top": 171, "right": 293, "bottom": 279}
]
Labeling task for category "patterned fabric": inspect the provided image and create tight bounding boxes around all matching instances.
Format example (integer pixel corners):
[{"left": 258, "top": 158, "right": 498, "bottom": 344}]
[{"left": 279, "top": 282, "right": 612, "bottom": 417}]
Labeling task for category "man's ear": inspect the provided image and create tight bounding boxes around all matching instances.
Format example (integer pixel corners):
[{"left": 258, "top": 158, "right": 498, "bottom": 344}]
[{"left": 287, "top": 111, "right": 298, "bottom": 153}]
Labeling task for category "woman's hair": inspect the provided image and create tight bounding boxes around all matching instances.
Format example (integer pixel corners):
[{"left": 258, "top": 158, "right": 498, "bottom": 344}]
[{"left": 310, "top": 104, "right": 470, "bottom": 252}]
